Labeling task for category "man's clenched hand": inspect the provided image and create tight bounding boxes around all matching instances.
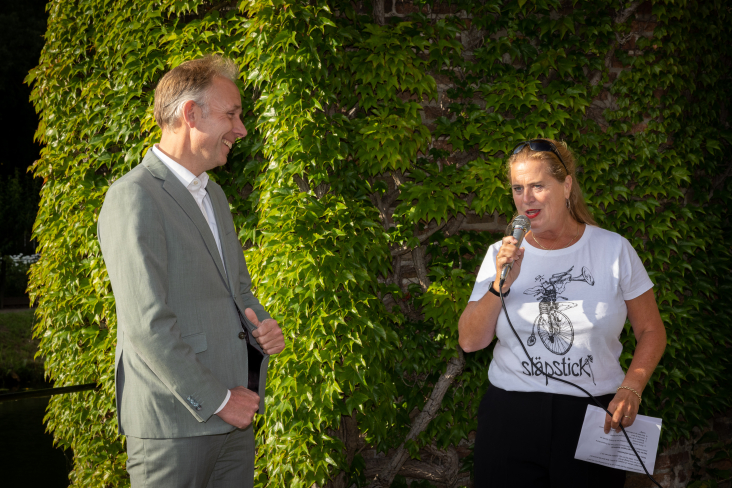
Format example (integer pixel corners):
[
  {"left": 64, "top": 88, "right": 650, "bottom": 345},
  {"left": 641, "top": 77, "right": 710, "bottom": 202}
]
[
  {"left": 216, "top": 386, "right": 259, "bottom": 429},
  {"left": 244, "top": 308, "right": 285, "bottom": 355}
]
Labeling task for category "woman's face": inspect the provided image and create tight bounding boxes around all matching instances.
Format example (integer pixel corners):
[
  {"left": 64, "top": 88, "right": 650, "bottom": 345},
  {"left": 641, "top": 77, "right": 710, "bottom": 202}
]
[{"left": 510, "top": 158, "right": 572, "bottom": 234}]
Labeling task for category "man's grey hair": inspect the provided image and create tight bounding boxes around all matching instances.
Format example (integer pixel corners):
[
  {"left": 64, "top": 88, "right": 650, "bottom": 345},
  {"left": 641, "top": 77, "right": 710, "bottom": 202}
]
[{"left": 154, "top": 55, "right": 239, "bottom": 130}]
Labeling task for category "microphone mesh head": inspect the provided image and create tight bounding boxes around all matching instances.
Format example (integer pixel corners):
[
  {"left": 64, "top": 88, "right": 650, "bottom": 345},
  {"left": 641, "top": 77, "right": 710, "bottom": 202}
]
[
  {"left": 513, "top": 215, "right": 531, "bottom": 230},
  {"left": 506, "top": 215, "right": 531, "bottom": 235}
]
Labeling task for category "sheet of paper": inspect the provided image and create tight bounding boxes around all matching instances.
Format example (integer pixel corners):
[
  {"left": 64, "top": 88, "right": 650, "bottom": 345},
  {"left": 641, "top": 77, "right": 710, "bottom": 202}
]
[{"left": 574, "top": 404, "right": 662, "bottom": 474}]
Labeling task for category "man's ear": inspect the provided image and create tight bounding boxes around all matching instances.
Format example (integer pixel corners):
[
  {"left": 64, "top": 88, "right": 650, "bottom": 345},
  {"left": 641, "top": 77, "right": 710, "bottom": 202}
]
[{"left": 181, "top": 99, "right": 199, "bottom": 128}]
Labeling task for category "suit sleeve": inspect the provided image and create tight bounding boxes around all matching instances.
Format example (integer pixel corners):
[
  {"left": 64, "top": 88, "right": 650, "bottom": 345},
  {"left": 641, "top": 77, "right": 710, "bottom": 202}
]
[{"left": 99, "top": 181, "right": 229, "bottom": 422}]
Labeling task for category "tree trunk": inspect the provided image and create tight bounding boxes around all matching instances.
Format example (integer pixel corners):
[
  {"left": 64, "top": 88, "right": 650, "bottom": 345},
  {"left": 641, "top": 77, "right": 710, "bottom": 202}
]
[
  {"left": 373, "top": 0, "right": 385, "bottom": 25},
  {"left": 368, "top": 348, "right": 466, "bottom": 488}
]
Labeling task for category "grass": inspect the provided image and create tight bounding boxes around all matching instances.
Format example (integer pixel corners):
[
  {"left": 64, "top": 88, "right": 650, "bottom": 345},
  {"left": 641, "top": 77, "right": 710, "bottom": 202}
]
[{"left": 0, "top": 309, "right": 45, "bottom": 389}]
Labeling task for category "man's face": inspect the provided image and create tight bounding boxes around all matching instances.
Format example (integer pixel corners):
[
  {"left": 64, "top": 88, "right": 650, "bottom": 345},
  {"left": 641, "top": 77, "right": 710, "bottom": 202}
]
[{"left": 191, "top": 77, "right": 247, "bottom": 170}]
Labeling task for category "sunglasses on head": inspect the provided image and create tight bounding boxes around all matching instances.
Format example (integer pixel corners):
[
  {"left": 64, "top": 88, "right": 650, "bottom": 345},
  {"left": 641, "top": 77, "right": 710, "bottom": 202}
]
[{"left": 511, "top": 139, "right": 569, "bottom": 175}]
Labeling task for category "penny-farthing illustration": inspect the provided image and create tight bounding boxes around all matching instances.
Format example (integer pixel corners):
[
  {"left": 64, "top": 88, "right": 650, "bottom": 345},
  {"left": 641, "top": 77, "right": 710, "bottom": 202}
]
[{"left": 524, "top": 266, "right": 595, "bottom": 356}]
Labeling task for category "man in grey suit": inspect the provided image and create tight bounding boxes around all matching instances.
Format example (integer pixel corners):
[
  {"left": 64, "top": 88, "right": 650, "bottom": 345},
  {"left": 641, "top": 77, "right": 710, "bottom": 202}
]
[{"left": 98, "top": 55, "right": 285, "bottom": 487}]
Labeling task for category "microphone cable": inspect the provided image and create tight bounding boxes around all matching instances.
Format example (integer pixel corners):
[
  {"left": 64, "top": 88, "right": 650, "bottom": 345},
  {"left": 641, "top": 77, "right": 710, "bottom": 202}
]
[{"left": 497, "top": 281, "right": 663, "bottom": 488}]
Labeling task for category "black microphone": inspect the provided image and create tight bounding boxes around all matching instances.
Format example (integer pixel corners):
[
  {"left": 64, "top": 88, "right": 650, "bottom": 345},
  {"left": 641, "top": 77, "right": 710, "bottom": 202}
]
[{"left": 499, "top": 215, "right": 531, "bottom": 287}]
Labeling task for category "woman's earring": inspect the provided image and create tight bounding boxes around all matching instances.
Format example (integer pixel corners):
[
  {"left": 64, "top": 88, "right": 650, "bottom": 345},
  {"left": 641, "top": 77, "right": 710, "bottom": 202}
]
[{"left": 566, "top": 198, "right": 570, "bottom": 209}]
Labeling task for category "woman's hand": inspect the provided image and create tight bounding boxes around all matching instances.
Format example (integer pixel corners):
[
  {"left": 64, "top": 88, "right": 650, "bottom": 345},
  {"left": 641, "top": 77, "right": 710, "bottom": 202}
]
[
  {"left": 459, "top": 237, "right": 523, "bottom": 352},
  {"left": 494, "top": 235, "right": 525, "bottom": 291},
  {"left": 603, "top": 289, "right": 665, "bottom": 434},
  {"left": 604, "top": 387, "right": 641, "bottom": 434}
]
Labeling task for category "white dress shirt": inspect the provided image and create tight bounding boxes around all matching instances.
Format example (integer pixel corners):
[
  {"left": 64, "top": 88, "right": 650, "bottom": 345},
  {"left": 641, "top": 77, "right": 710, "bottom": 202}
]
[{"left": 151, "top": 145, "right": 231, "bottom": 414}]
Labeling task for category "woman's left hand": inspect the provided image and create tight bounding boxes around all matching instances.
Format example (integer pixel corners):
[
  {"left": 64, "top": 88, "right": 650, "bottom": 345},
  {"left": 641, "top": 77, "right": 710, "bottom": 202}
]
[
  {"left": 603, "top": 290, "right": 666, "bottom": 434},
  {"left": 604, "top": 387, "right": 641, "bottom": 434}
]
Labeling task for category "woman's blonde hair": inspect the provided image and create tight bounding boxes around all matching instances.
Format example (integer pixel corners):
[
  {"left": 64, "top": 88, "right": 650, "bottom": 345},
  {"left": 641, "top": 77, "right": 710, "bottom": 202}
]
[{"left": 506, "top": 139, "right": 597, "bottom": 226}]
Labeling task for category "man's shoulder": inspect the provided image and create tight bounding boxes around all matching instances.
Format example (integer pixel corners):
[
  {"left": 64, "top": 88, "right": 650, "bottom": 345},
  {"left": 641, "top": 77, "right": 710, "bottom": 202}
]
[
  {"left": 102, "top": 154, "right": 168, "bottom": 215},
  {"left": 111, "top": 163, "right": 152, "bottom": 186},
  {"left": 107, "top": 151, "right": 164, "bottom": 195}
]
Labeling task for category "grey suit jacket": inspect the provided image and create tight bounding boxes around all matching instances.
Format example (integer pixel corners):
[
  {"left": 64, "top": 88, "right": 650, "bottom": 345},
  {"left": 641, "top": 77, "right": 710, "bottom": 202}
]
[{"left": 98, "top": 150, "right": 270, "bottom": 438}]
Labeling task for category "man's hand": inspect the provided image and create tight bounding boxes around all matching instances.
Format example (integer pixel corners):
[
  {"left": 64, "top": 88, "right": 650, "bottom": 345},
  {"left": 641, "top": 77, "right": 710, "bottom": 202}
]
[
  {"left": 244, "top": 308, "right": 285, "bottom": 355},
  {"left": 216, "top": 386, "right": 260, "bottom": 429}
]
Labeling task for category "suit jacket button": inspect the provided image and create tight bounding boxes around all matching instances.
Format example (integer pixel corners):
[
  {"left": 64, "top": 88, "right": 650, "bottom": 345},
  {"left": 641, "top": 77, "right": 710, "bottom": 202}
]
[{"left": 238, "top": 332, "right": 246, "bottom": 340}]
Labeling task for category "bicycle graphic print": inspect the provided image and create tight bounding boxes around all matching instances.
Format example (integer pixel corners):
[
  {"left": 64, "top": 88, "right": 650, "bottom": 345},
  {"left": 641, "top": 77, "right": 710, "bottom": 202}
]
[{"left": 523, "top": 266, "right": 595, "bottom": 355}]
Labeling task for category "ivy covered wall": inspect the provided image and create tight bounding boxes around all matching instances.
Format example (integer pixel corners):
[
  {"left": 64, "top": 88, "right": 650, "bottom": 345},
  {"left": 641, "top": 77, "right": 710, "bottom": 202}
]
[{"left": 28, "top": 0, "right": 731, "bottom": 486}]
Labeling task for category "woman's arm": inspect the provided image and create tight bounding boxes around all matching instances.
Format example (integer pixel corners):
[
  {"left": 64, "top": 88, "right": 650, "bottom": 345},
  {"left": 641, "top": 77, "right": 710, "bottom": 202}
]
[
  {"left": 458, "top": 236, "right": 525, "bottom": 352},
  {"left": 458, "top": 296, "right": 502, "bottom": 352},
  {"left": 604, "top": 288, "right": 666, "bottom": 433}
]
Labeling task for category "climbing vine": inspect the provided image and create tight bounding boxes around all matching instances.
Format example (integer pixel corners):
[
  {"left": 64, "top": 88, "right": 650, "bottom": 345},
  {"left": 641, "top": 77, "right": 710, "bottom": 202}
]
[{"left": 27, "top": 0, "right": 731, "bottom": 486}]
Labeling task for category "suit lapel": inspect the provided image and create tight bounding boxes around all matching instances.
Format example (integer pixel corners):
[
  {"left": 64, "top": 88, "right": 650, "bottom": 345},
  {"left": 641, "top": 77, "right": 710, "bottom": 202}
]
[
  {"left": 142, "top": 151, "right": 229, "bottom": 285},
  {"left": 207, "top": 181, "right": 268, "bottom": 357},
  {"left": 207, "top": 182, "right": 239, "bottom": 295}
]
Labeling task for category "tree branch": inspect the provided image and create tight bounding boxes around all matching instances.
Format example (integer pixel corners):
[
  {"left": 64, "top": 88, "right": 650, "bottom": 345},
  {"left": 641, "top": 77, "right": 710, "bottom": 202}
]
[
  {"left": 293, "top": 174, "right": 329, "bottom": 199},
  {"left": 315, "top": 182, "right": 330, "bottom": 199},
  {"left": 363, "top": 445, "right": 460, "bottom": 484},
  {"left": 293, "top": 174, "right": 310, "bottom": 193},
  {"left": 615, "top": 1, "right": 643, "bottom": 24},
  {"left": 391, "top": 170, "right": 405, "bottom": 188},
  {"left": 370, "top": 182, "right": 391, "bottom": 231},
  {"left": 367, "top": 348, "right": 466, "bottom": 488},
  {"left": 381, "top": 254, "right": 410, "bottom": 314},
  {"left": 390, "top": 205, "right": 471, "bottom": 257},
  {"left": 324, "top": 412, "right": 361, "bottom": 488},
  {"left": 372, "top": 0, "right": 385, "bottom": 25},
  {"left": 589, "top": 1, "right": 642, "bottom": 86},
  {"left": 411, "top": 245, "right": 431, "bottom": 292}
]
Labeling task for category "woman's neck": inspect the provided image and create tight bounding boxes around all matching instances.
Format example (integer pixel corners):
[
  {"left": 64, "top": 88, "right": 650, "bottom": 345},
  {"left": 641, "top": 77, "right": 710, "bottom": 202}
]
[{"left": 530, "top": 219, "right": 584, "bottom": 250}]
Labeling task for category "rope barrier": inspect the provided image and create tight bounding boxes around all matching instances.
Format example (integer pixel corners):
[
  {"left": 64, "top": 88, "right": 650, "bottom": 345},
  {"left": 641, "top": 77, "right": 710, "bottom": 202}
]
[{"left": 0, "top": 383, "right": 98, "bottom": 403}]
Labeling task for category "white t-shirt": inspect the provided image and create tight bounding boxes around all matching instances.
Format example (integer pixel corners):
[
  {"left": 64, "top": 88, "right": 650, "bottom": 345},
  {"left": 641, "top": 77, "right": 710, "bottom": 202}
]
[{"left": 469, "top": 225, "right": 654, "bottom": 396}]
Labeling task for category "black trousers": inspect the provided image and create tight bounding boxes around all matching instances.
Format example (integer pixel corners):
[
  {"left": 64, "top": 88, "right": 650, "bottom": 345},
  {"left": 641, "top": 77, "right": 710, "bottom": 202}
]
[{"left": 474, "top": 385, "right": 626, "bottom": 488}]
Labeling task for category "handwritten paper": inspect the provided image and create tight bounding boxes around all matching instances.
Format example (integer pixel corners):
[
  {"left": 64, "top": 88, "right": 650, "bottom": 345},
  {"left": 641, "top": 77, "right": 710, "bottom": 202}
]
[{"left": 574, "top": 404, "right": 662, "bottom": 474}]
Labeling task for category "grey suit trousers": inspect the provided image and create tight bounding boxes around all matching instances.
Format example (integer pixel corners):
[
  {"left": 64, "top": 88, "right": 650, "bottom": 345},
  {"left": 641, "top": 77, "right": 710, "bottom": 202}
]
[{"left": 126, "top": 427, "right": 254, "bottom": 488}]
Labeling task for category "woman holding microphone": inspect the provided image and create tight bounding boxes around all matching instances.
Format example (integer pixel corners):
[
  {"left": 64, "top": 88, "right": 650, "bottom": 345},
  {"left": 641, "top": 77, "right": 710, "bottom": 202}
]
[{"left": 459, "top": 139, "right": 666, "bottom": 488}]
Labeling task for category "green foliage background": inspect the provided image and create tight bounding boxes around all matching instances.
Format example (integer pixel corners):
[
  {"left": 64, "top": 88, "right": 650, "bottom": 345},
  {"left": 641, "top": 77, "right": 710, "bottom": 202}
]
[
  {"left": 28, "top": 0, "right": 731, "bottom": 486},
  {"left": 0, "top": 170, "right": 41, "bottom": 257}
]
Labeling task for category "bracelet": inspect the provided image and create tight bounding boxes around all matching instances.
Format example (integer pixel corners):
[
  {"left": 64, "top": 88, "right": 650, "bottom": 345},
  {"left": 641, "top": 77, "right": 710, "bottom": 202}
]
[
  {"left": 488, "top": 283, "right": 510, "bottom": 298},
  {"left": 617, "top": 386, "right": 642, "bottom": 404}
]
